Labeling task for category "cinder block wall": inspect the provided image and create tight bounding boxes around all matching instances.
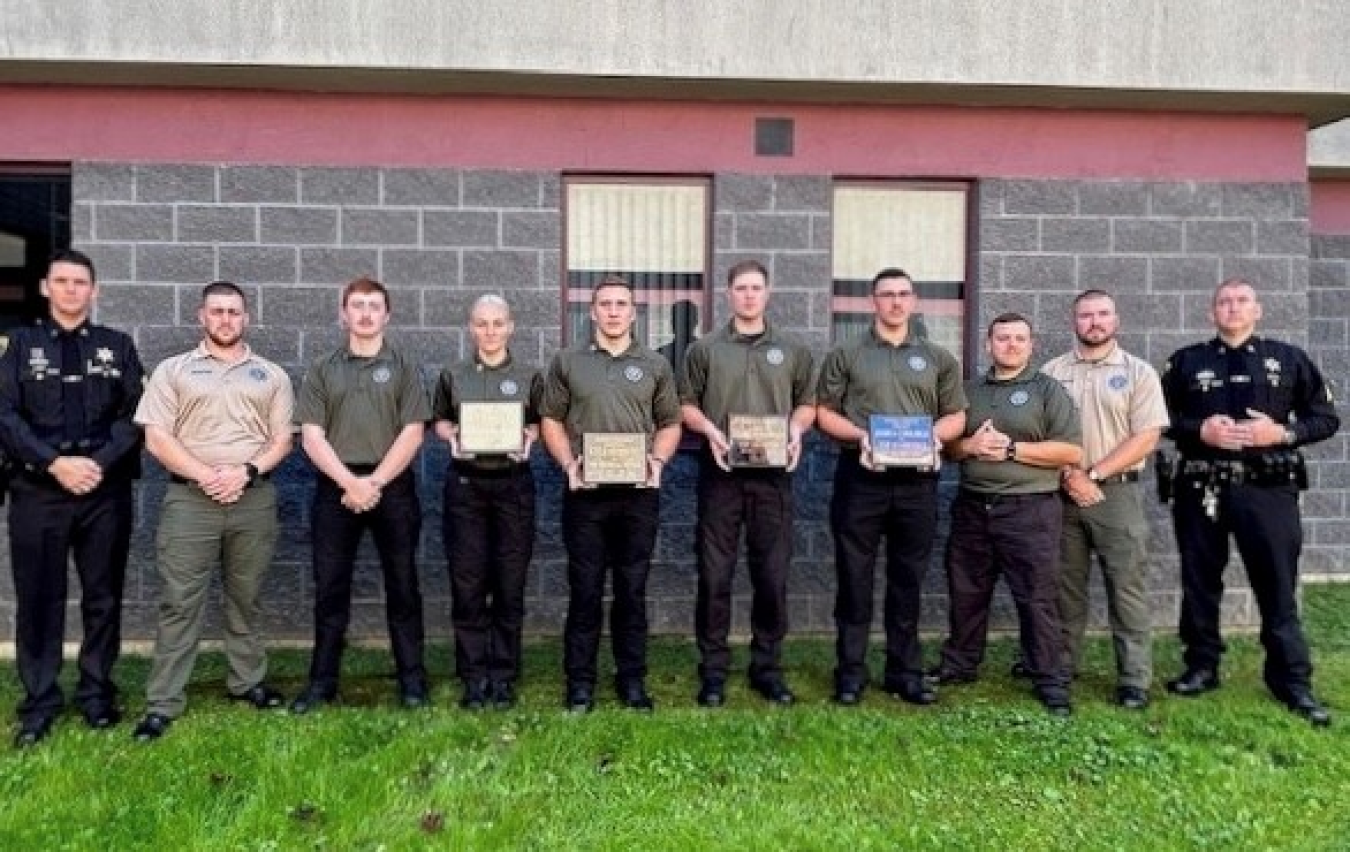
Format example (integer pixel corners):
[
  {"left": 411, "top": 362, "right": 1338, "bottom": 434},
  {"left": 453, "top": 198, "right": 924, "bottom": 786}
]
[{"left": 1, "top": 164, "right": 1335, "bottom": 646}]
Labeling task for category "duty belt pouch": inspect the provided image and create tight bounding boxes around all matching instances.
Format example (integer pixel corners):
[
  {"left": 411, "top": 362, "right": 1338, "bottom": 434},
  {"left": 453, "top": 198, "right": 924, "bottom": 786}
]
[
  {"left": 1251, "top": 450, "right": 1306, "bottom": 489},
  {"left": 1153, "top": 450, "right": 1176, "bottom": 503}
]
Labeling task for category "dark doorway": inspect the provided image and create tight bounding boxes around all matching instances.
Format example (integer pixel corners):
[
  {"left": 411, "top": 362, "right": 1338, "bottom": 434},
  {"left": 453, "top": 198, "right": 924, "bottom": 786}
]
[{"left": 0, "top": 169, "right": 72, "bottom": 332}]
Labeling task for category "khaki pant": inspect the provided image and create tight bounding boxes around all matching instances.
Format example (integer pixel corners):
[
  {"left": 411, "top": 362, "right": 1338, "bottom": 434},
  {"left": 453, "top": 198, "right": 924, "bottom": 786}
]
[
  {"left": 145, "top": 482, "right": 278, "bottom": 717},
  {"left": 1058, "top": 483, "right": 1153, "bottom": 690}
]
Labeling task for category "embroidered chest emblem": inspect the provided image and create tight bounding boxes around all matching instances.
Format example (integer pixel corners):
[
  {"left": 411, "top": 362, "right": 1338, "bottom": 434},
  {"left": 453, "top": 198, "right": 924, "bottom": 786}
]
[
  {"left": 1009, "top": 390, "right": 1030, "bottom": 406},
  {"left": 765, "top": 347, "right": 785, "bottom": 366},
  {"left": 372, "top": 366, "right": 392, "bottom": 384},
  {"left": 500, "top": 379, "right": 519, "bottom": 396},
  {"left": 1108, "top": 374, "right": 1128, "bottom": 391},
  {"left": 623, "top": 366, "right": 644, "bottom": 382},
  {"left": 908, "top": 355, "right": 927, "bottom": 372}
]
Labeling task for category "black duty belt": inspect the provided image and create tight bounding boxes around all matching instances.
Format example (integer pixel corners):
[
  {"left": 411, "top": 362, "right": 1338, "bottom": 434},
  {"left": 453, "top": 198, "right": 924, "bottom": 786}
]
[
  {"left": 1095, "top": 471, "right": 1140, "bottom": 485},
  {"left": 1179, "top": 456, "right": 1303, "bottom": 488},
  {"left": 170, "top": 473, "right": 269, "bottom": 487}
]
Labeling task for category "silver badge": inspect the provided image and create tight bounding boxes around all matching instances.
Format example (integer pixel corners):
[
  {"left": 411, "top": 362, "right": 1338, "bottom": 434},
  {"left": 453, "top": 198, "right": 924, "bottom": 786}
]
[
  {"left": 1195, "top": 369, "right": 1218, "bottom": 392},
  {"left": 1264, "top": 357, "right": 1282, "bottom": 388},
  {"left": 908, "top": 355, "right": 927, "bottom": 372},
  {"left": 1009, "top": 390, "right": 1030, "bottom": 406},
  {"left": 500, "top": 379, "right": 519, "bottom": 396},
  {"left": 372, "top": 366, "right": 392, "bottom": 384},
  {"left": 624, "top": 365, "right": 644, "bottom": 382},
  {"left": 766, "top": 347, "right": 785, "bottom": 366}
]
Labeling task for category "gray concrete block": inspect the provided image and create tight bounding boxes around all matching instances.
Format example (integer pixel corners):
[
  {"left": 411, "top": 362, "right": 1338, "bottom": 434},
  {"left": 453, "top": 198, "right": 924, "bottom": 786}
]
[
  {"left": 94, "top": 203, "right": 174, "bottom": 241},
  {"left": 463, "top": 170, "right": 543, "bottom": 208},
  {"left": 774, "top": 175, "right": 831, "bottom": 212},
  {"left": 1312, "top": 235, "right": 1350, "bottom": 260},
  {"left": 220, "top": 166, "right": 298, "bottom": 203},
  {"left": 300, "top": 247, "right": 379, "bottom": 285},
  {"left": 1112, "top": 291, "right": 1183, "bottom": 332},
  {"left": 382, "top": 249, "right": 460, "bottom": 288},
  {"left": 1184, "top": 220, "right": 1254, "bottom": 255},
  {"left": 980, "top": 217, "right": 1039, "bottom": 252},
  {"left": 716, "top": 174, "right": 774, "bottom": 212},
  {"left": 1311, "top": 287, "right": 1350, "bottom": 318},
  {"left": 71, "top": 202, "right": 93, "bottom": 242},
  {"left": 301, "top": 326, "right": 349, "bottom": 362},
  {"left": 136, "top": 243, "right": 216, "bottom": 283},
  {"left": 1111, "top": 219, "right": 1183, "bottom": 254},
  {"left": 178, "top": 205, "right": 258, "bottom": 244},
  {"left": 424, "top": 210, "right": 498, "bottom": 247},
  {"left": 1002, "top": 180, "right": 1076, "bottom": 215},
  {"left": 218, "top": 246, "right": 298, "bottom": 284},
  {"left": 135, "top": 324, "right": 207, "bottom": 367},
  {"left": 1078, "top": 255, "right": 1149, "bottom": 292},
  {"left": 810, "top": 213, "right": 832, "bottom": 251},
  {"left": 74, "top": 162, "right": 136, "bottom": 201},
  {"left": 261, "top": 207, "right": 338, "bottom": 245},
  {"left": 262, "top": 286, "right": 342, "bottom": 326},
  {"left": 772, "top": 251, "right": 831, "bottom": 292},
  {"left": 1002, "top": 254, "right": 1077, "bottom": 290},
  {"left": 301, "top": 167, "right": 379, "bottom": 205},
  {"left": 173, "top": 283, "right": 262, "bottom": 324},
  {"left": 1041, "top": 217, "right": 1111, "bottom": 253},
  {"left": 97, "top": 284, "right": 177, "bottom": 327},
  {"left": 463, "top": 250, "right": 540, "bottom": 290},
  {"left": 1078, "top": 181, "right": 1149, "bottom": 216},
  {"left": 1221, "top": 183, "right": 1296, "bottom": 219},
  {"left": 500, "top": 287, "right": 566, "bottom": 332},
  {"left": 713, "top": 212, "right": 735, "bottom": 251},
  {"left": 1256, "top": 221, "right": 1309, "bottom": 256},
  {"left": 978, "top": 254, "right": 1004, "bottom": 290},
  {"left": 382, "top": 168, "right": 461, "bottom": 206},
  {"left": 1221, "top": 256, "right": 1292, "bottom": 291},
  {"left": 80, "top": 244, "right": 134, "bottom": 282},
  {"left": 1150, "top": 256, "right": 1222, "bottom": 292},
  {"left": 341, "top": 208, "right": 419, "bottom": 246},
  {"left": 502, "top": 211, "right": 561, "bottom": 250},
  {"left": 137, "top": 164, "right": 216, "bottom": 203},
  {"left": 1149, "top": 182, "right": 1222, "bottom": 217},
  {"left": 734, "top": 213, "right": 812, "bottom": 250},
  {"left": 538, "top": 250, "right": 560, "bottom": 291},
  {"left": 978, "top": 180, "right": 1006, "bottom": 216}
]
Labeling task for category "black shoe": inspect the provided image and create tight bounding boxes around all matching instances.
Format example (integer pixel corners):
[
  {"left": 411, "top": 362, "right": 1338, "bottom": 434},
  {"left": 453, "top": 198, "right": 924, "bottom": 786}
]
[
  {"left": 1010, "top": 659, "right": 1031, "bottom": 679},
  {"left": 926, "top": 667, "right": 978, "bottom": 686},
  {"left": 400, "top": 683, "right": 430, "bottom": 709},
  {"left": 884, "top": 679, "right": 937, "bottom": 706},
  {"left": 490, "top": 680, "right": 516, "bottom": 710},
  {"left": 289, "top": 685, "right": 337, "bottom": 715},
  {"left": 1166, "top": 668, "right": 1219, "bottom": 697},
  {"left": 460, "top": 679, "right": 488, "bottom": 711},
  {"left": 132, "top": 713, "right": 172, "bottom": 742},
  {"left": 84, "top": 706, "right": 124, "bottom": 729},
  {"left": 616, "top": 679, "right": 654, "bottom": 712},
  {"left": 1285, "top": 688, "right": 1332, "bottom": 727},
  {"left": 13, "top": 715, "right": 55, "bottom": 748},
  {"left": 228, "top": 684, "right": 285, "bottom": 710},
  {"left": 565, "top": 682, "right": 594, "bottom": 714},
  {"left": 751, "top": 678, "right": 795, "bottom": 706},
  {"left": 1038, "top": 689, "right": 1073, "bottom": 718},
  {"left": 697, "top": 679, "right": 726, "bottom": 708},
  {"left": 833, "top": 682, "right": 864, "bottom": 707},
  {"left": 1115, "top": 686, "right": 1150, "bottom": 710}
]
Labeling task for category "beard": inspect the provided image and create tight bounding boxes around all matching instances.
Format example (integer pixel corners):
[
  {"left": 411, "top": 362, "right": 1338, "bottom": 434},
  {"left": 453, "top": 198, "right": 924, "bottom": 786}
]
[{"left": 206, "top": 327, "right": 242, "bottom": 348}]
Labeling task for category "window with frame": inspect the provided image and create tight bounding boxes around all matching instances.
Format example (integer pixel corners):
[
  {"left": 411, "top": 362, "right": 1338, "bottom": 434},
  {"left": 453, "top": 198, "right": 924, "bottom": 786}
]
[
  {"left": 831, "top": 181, "right": 971, "bottom": 369},
  {"left": 563, "top": 177, "right": 711, "bottom": 372}
]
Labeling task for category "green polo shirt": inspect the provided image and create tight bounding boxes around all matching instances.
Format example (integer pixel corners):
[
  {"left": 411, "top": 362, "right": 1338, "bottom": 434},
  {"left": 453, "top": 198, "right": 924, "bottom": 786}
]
[
  {"left": 960, "top": 365, "right": 1081, "bottom": 495},
  {"left": 295, "top": 342, "right": 431, "bottom": 465},
  {"left": 539, "top": 339, "right": 681, "bottom": 455},
  {"left": 677, "top": 320, "right": 815, "bottom": 427},
  {"left": 432, "top": 350, "right": 543, "bottom": 424},
  {"left": 816, "top": 327, "right": 966, "bottom": 448}
]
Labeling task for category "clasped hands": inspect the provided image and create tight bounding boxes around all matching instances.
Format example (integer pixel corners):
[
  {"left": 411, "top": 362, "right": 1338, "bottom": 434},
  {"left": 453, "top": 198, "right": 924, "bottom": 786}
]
[{"left": 1200, "top": 408, "right": 1286, "bottom": 451}]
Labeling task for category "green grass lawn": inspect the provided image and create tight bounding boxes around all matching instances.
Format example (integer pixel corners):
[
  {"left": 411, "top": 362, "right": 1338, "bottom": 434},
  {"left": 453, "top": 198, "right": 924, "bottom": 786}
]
[{"left": 3, "top": 584, "right": 1349, "bottom": 851}]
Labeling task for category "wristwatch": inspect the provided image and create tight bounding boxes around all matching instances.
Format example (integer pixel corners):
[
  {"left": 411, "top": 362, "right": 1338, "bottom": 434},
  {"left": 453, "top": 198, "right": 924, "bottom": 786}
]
[
  {"left": 244, "top": 462, "right": 260, "bottom": 485},
  {"left": 1087, "top": 468, "right": 1103, "bottom": 483},
  {"left": 1005, "top": 442, "right": 1017, "bottom": 462},
  {"left": 1283, "top": 427, "right": 1298, "bottom": 446}
]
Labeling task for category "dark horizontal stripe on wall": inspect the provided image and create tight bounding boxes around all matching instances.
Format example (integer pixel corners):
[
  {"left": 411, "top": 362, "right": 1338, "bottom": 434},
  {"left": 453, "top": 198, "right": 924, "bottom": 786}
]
[
  {"left": 568, "top": 270, "right": 705, "bottom": 290},
  {"left": 832, "top": 278, "right": 965, "bottom": 300}
]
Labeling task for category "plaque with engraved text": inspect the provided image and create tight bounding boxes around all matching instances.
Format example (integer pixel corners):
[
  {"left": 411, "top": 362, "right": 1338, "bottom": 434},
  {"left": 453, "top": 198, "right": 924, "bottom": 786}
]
[
  {"left": 582, "top": 432, "right": 648, "bottom": 485},
  {"left": 728, "top": 414, "right": 789, "bottom": 468},
  {"left": 869, "top": 414, "right": 936, "bottom": 469},
  {"left": 459, "top": 401, "right": 524, "bottom": 456}
]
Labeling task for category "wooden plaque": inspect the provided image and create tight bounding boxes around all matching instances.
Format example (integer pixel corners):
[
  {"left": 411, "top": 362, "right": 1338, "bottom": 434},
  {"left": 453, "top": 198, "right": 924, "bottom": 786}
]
[
  {"left": 459, "top": 401, "right": 525, "bottom": 456},
  {"left": 582, "top": 432, "right": 648, "bottom": 485},
  {"left": 727, "top": 414, "right": 789, "bottom": 468},
  {"left": 869, "top": 414, "right": 936, "bottom": 469}
]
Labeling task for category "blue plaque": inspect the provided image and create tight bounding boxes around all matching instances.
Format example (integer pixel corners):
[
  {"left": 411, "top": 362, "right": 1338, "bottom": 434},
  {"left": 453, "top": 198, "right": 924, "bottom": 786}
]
[{"left": 869, "top": 414, "right": 935, "bottom": 469}]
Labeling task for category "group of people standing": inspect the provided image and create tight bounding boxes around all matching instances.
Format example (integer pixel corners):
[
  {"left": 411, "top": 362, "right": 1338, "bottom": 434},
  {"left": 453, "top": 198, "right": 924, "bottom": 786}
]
[{"left": 1, "top": 250, "right": 1336, "bottom": 748}]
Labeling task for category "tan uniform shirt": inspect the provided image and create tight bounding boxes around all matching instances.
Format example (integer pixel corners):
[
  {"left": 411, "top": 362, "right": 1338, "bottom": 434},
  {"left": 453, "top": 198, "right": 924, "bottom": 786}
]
[
  {"left": 135, "top": 342, "right": 294, "bottom": 466},
  {"left": 1041, "top": 344, "right": 1169, "bottom": 472}
]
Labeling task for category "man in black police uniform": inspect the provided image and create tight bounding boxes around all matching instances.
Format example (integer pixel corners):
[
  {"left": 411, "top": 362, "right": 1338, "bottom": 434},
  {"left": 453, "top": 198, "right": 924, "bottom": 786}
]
[
  {"left": 1162, "top": 278, "right": 1338, "bottom": 726},
  {"left": 0, "top": 249, "right": 144, "bottom": 747}
]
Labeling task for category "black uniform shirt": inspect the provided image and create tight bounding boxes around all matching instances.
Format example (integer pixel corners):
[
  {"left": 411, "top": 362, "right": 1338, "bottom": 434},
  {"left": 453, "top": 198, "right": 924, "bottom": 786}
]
[
  {"left": 1162, "top": 335, "right": 1339, "bottom": 460},
  {"left": 0, "top": 318, "right": 144, "bottom": 477}
]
